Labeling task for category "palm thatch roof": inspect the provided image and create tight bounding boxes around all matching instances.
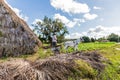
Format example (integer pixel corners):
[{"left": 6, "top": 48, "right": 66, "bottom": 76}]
[{"left": 0, "top": 0, "right": 42, "bottom": 57}]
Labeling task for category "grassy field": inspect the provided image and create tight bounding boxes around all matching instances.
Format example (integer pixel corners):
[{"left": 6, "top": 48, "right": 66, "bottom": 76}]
[
  {"left": 62, "top": 42, "right": 116, "bottom": 53},
  {"left": 61, "top": 42, "right": 120, "bottom": 79},
  {"left": 1, "top": 42, "right": 120, "bottom": 79},
  {"left": 78, "top": 42, "right": 116, "bottom": 51},
  {"left": 99, "top": 44, "right": 120, "bottom": 80},
  {"left": 41, "top": 42, "right": 120, "bottom": 80},
  {"left": 76, "top": 42, "right": 120, "bottom": 80},
  {"left": 0, "top": 42, "right": 116, "bottom": 62}
]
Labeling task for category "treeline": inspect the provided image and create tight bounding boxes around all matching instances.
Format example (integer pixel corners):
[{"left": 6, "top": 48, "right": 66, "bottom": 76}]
[{"left": 81, "top": 33, "right": 120, "bottom": 43}]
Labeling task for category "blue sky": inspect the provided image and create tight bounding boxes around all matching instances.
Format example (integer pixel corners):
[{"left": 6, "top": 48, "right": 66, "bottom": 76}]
[{"left": 6, "top": 0, "right": 120, "bottom": 39}]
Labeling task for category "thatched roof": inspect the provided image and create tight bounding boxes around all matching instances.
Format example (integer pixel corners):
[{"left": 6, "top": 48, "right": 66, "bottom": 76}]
[
  {"left": 0, "top": 0, "right": 42, "bottom": 57},
  {"left": 0, "top": 0, "right": 41, "bottom": 43}
]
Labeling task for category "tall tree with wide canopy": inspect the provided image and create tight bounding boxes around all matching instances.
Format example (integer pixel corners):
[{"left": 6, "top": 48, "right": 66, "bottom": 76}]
[{"left": 33, "top": 16, "right": 69, "bottom": 43}]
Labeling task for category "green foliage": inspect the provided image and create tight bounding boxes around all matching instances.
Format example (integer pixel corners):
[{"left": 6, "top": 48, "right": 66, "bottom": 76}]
[
  {"left": 32, "top": 16, "right": 69, "bottom": 43},
  {"left": 91, "top": 37, "right": 95, "bottom": 42},
  {"left": 97, "top": 37, "right": 108, "bottom": 42},
  {"left": 107, "top": 33, "right": 120, "bottom": 42},
  {"left": 82, "top": 36, "right": 91, "bottom": 43}
]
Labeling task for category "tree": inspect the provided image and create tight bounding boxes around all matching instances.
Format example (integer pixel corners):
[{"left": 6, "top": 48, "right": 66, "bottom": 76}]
[
  {"left": 32, "top": 16, "right": 69, "bottom": 43},
  {"left": 97, "top": 37, "right": 107, "bottom": 42},
  {"left": 107, "top": 33, "right": 120, "bottom": 42},
  {"left": 82, "top": 36, "right": 91, "bottom": 43},
  {"left": 91, "top": 37, "right": 95, "bottom": 42}
]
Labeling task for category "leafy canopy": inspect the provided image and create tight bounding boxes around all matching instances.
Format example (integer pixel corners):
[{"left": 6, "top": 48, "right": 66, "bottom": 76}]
[{"left": 32, "top": 16, "right": 69, "bottom": 43}]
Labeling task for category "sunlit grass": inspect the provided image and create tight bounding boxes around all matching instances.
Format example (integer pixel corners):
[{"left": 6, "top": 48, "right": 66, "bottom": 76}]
[
  {"left": 61, "top": 42, "right": 116, "bottom": 53},
  {"left": 98, "top": 44, "right": 120, "bottom": 80},
  {"left": 75, "top": 60, "right": 97, "bottom": 79},
  {"left": 78, "top": 42, "right": 116, "bottom": 51}
]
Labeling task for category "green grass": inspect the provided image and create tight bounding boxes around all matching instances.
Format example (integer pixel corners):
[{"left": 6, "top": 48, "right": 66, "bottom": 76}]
[
  {"left": 61, "top": 42, "right": 116, "bottom": 53},
  {"left": 37, "top": 48, "right": 53, "bottom": 59},
  {"left": 75, "top": 60, "right": 97, "bottom": 79},
  {"left": 98, "top": 44, "right": 120, "bottom": 80},
  {"left": 78, "top": 42, "right": 116, "bottom": 51},
  {"left": 22, "top": 48, "right": 53, "bottom": 61},
  {"left": 77, "top": 42, "right": 120, "bottom": 80},
  {"left": 61, "top": 42, "right": 120, "bottom": 80}
]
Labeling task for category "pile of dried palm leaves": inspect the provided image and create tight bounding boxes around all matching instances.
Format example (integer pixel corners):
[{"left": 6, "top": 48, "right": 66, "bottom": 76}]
[{"left": 0, "top": 51, "right": 105, "bottom": 80}]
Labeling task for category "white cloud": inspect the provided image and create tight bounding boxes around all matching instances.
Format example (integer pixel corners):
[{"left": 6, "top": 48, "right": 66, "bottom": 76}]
[
  {"left": 32, "top": 19, "right": 43, "bottom": 24},
  {"left": 54, "top": 13, "right": 85, "bottom": 28},
  {"left": 84, "top": 13, "right": 98, "bottom": 20},
  {"left": 73, "top": 18, "right": 85, "bottom": 23},
  {"left": 54, "top": 13, "right": 77, "bottom": 28},
  {"left": 50, "top": 0, "right": 90, "bottom": 14},
  {"left": 54, "top": 13, "right": 69, "bottom": 24},
  {"left": 66, "top": 25, "right": 120, "bottom": 39},
  {"left": 87, "top": 25, "right": 120, "bottom": 38},
  {"left": 65, "top": 32, "right": 82, "bottom": 39},
  {"left": 93, "top": 6, "right": 102, "bottom": 10},
  {"left": 4, "top": 0, "right": 29, "bottom": 21}
]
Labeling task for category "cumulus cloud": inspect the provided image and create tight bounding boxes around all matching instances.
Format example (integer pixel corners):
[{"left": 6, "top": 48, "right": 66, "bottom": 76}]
[
  {"left": 84, "top": 13, "right": 98, "bottom": 20},
  {"left": 50, "top": 0, "right": 90, "bottom": 14},
  {"left": 65, "top": 25, "right": 120, "bottom": 39},
  {"left": 93, "top": 6, "right": 102, "bottom": 10},
  {"left": 87, "top": 25, "right": 120, "bottom": 38},
  {"left": 65, "top": 32, "right": 82, "bottom": 39},
  {"left": 54, "top": 13, "right": 69, "bottom": 24},
  {"left": 4, "top": 0, "right": 29, "bottom": 21},
  {"left": 54, "top": 13, "right": 76, "bottom": 28},
  {"left": 54, "top": 13, "right": 85, "bottom": 28},
  {"left": 65, "top": 31, "right": 89, "bottom": 39}
]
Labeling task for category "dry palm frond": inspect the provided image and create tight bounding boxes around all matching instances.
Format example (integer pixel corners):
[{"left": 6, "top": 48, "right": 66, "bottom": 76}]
[{"left": 0, "top": 51, "right": 105, "bottom": 80}]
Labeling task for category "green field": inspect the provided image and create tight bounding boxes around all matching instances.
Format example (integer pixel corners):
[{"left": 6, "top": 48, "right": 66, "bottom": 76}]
[
  {"left": 99, "top": 44, "right": 120, "bottom": 80},
  {"left": 62, "top": 42, "right": 116, "bottom": 53},
  {"left": 1, "top": 42, "right": 120, "bottom": 80},
  {"left": 77, "top": 42, "right": 120, "bottom": 80},
  {"left": 78, "top": 42, "right": 116, "bottom": 50},
  {"left": 61, "top": 42, "right": 120, "bottom": 80}
]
